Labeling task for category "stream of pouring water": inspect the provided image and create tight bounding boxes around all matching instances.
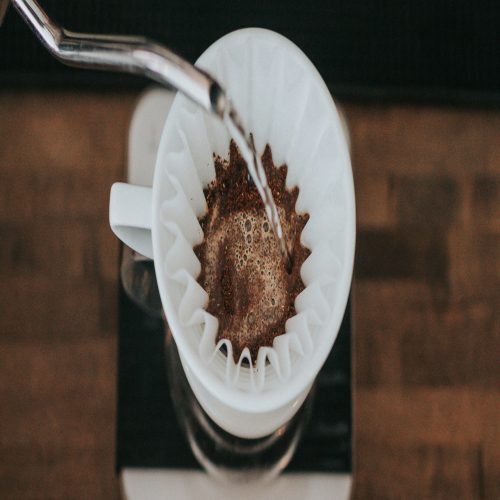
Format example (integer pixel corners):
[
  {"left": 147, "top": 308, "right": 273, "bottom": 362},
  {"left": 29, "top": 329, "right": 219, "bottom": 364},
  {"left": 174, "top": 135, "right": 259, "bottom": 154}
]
[{"left": 223, "top": 104, "right": 292, "bottom": 271}]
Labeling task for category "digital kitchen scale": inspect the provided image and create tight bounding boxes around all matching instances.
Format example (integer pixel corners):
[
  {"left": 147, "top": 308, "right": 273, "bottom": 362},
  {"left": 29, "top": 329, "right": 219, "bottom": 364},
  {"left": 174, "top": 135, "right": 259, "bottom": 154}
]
[{"left": 116, "top": 89, "right": 353, "bottom": 500}]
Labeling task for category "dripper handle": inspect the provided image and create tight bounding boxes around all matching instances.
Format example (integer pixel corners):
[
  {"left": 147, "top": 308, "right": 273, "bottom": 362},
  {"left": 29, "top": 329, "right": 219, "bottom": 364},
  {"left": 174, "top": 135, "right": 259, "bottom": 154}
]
[{"left": 109, "top": 183, "right": 154, "bottom": 260}]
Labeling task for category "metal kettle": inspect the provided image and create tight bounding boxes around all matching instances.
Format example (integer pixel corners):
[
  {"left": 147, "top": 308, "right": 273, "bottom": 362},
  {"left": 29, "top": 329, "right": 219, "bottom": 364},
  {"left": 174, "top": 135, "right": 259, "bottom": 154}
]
[{"left": 0, "top": 0, "right": 226, "bottom": 117}]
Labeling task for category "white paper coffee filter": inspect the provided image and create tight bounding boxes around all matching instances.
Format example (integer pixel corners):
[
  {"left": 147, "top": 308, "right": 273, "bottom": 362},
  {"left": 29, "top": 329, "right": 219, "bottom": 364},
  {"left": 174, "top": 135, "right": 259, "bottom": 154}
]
[{"left": 153, "top": 29, "right": 354, "bottom": 398}]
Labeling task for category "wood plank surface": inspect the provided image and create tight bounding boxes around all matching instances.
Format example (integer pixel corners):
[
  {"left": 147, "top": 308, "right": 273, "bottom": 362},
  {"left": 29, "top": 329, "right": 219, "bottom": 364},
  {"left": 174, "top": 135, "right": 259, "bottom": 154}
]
[
  {"left": 0, "top": 92, "right": 499, "bottom": 499},
  {"left": 0, "top": 91, "right": 136, "bottom": 500},
  {"left": 345, "top": 103, "right": 500, "bottom": 499}
]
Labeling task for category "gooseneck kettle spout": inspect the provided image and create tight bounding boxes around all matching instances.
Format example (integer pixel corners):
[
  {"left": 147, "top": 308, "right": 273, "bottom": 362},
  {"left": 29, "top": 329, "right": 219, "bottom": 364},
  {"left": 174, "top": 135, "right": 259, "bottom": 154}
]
[{"left": 0, "top": 0, "right": 227, "bottom": 117}]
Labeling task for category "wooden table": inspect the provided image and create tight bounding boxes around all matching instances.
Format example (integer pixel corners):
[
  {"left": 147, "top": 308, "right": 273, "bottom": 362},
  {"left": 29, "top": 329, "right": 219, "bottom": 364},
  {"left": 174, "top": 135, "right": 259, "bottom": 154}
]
[{"left": 0, "top": 91, "right": 498, "bottom": 499}]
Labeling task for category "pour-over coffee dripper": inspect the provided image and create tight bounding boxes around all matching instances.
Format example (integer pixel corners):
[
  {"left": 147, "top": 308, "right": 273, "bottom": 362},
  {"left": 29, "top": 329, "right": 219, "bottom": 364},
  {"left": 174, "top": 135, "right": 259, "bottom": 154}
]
[{"left": 110, "top": 28, "right": 355, "bottom": 444}]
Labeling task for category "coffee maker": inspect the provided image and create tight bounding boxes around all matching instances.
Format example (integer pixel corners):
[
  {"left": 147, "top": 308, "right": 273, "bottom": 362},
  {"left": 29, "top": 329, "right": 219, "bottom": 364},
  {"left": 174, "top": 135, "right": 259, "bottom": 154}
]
[{"left": 116, "top": 88, "right": 353, "bottom": 499}]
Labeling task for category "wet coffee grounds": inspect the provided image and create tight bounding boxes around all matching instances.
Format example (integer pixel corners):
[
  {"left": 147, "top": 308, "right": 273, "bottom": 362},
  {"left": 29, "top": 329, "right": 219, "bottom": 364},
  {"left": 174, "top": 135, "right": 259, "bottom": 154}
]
[{"left": 194, "top": 140, "right": 310, "bottom": 363}]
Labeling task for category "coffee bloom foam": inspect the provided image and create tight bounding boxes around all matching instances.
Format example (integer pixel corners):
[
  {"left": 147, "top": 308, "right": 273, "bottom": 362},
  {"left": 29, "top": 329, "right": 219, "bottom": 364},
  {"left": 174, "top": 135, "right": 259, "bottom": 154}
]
[{"left": 203, "top": 209, "right": 287, "bottom": 317}]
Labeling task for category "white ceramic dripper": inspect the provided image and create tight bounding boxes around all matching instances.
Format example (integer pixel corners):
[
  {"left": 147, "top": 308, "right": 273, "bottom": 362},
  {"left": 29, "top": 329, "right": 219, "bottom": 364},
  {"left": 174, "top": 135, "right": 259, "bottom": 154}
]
[{"left": 110, "top": 28, "right": 355, "bottom": 439}]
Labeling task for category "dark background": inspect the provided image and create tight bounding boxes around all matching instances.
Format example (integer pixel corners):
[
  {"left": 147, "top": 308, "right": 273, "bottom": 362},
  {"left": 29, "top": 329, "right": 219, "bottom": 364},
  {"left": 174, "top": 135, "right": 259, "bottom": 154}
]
[{"left": 0, "top": 0, "right": 499, "bottom": 104}]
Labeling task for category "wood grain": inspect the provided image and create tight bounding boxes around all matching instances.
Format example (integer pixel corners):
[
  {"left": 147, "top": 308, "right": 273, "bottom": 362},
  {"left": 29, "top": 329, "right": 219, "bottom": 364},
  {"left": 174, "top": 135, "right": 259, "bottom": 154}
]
[
  {"left": 0, "top": 91, "right": 135, "bottom": 500},
  {"left": 0, "top": 93, "right": 499, "bottom": 499},
  {"left": 346, "top": 102, "right": 500, "bottom": 499}
]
